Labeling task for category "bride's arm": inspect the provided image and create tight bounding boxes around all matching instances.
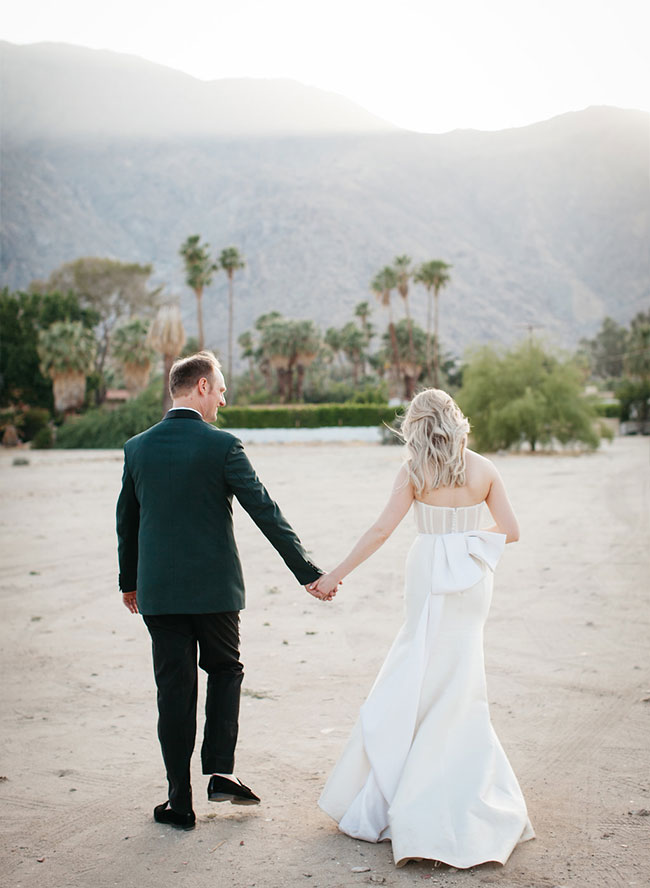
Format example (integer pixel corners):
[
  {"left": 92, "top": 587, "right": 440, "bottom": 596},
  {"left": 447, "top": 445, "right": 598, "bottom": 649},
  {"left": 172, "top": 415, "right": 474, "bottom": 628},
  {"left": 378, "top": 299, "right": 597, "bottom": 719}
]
[
  {"left": 484, "top": 464, "right": 520, "bottom": 542},
  {"left": 314, "top": 466, "right": 414, "bottom": 595}
]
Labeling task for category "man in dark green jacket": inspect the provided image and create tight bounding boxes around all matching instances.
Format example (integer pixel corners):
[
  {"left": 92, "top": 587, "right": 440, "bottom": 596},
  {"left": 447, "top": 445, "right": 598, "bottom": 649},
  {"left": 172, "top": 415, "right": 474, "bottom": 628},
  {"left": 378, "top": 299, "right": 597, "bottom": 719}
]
[{"left": 116, "top": 351, "right": 329, "bottom": 830}]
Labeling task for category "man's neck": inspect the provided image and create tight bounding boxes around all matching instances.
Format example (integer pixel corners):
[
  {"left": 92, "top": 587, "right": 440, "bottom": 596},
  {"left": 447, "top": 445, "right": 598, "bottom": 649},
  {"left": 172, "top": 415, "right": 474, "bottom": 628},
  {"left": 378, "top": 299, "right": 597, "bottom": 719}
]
[{"left": 170, "top": 402, "right": 203, "bottom": 419}]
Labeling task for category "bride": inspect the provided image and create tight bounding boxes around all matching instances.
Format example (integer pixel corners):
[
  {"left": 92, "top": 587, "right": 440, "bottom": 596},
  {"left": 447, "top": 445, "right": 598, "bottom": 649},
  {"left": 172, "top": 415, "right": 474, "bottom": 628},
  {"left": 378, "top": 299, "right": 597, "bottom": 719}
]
[{"left": 312, "top": 389, "right": 534, "bottom": 868}]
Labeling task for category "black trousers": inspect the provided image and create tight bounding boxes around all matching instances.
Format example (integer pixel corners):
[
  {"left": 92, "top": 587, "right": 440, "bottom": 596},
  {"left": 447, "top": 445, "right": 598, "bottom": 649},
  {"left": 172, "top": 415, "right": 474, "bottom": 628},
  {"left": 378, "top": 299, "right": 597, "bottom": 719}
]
[{"left": 143, "top": 612, "right": 243, "bottom": 814}]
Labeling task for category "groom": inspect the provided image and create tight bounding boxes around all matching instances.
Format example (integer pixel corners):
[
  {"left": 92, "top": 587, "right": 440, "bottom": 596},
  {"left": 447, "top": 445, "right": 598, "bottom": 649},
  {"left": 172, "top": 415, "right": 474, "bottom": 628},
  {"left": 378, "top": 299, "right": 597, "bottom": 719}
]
[{"left": 116, "top": 351, "right": 331, "bottom": 830}]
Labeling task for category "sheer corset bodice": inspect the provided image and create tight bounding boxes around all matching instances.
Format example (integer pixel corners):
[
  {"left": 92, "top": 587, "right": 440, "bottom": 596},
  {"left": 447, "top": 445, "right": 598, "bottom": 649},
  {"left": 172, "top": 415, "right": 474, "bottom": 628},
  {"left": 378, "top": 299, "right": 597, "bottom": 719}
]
[{"left": 414, "top": 500, "right": 484, "bottom": 534}]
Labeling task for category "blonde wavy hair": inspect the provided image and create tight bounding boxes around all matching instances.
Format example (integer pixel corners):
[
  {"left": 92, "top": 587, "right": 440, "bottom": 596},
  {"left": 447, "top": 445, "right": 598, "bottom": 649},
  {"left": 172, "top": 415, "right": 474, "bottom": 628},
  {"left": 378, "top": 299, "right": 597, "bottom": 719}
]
[{"left": 400, "top": 389, "right": 470, "bottom": 494}]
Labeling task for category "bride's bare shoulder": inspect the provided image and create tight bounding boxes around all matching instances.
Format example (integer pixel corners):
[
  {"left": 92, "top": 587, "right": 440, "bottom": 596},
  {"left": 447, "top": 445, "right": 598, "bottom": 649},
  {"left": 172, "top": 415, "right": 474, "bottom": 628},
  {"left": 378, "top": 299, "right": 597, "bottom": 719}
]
[
  {"left": 465, "top": 449, "right": 497, "bottom": 477},
  {"left": 466, "top": 448, "right": 492, "bottom": 464}
]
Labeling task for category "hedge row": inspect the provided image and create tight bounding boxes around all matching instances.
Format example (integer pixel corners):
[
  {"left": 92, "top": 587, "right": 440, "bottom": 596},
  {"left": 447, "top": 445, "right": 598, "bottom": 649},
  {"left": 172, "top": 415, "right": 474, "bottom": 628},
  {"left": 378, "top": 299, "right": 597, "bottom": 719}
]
[
  {"left": 218, "top": 404, "right": 400, "bottom": 429},
  {"left": 593, "top": 401, "right": 621, "bottom": 418},
  {"left": 54, "top": 395, "right": 401, "bottom": 449}
]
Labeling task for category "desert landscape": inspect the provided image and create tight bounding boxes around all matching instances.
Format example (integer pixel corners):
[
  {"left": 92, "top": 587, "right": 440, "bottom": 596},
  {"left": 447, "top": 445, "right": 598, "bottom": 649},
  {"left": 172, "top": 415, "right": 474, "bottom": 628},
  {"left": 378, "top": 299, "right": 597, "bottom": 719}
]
[{"left": 1, "top": 436, "right": 648, "bottom": 888}]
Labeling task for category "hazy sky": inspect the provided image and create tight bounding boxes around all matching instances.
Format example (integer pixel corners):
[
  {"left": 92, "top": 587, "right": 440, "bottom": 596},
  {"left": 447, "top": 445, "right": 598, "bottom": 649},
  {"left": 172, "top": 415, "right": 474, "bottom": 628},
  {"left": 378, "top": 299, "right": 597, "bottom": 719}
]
[{"left": 3, "top": 0, "right": 648, "bottom": 132}]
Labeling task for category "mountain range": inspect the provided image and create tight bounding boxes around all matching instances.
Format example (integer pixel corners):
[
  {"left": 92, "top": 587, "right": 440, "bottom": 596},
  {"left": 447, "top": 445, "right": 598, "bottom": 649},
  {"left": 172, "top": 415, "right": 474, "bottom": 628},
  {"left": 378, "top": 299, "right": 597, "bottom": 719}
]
[{"left": 1, "top": 40, "right": 648, "bottom": 361}]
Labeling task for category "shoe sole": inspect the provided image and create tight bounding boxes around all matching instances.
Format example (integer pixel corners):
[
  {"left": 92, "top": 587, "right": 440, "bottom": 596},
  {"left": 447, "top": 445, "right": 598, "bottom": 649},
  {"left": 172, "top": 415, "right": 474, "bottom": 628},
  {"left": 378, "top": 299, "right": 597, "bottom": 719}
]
[
  {"left": 154, "top": 817, "right": 196, "bottom": 830},
  {"left": 208, "top": 793, "right": 260, "bottom": 805}
]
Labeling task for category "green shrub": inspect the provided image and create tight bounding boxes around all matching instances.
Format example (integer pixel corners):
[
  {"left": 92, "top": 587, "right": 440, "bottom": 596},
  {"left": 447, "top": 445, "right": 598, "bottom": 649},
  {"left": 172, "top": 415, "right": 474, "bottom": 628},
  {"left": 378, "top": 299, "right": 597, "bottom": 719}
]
[
  {"left": 21, "top": 407, "right": 51, "bottom": 441},
  {"left": 32, "top": 425, "right": 54, "bottom": 449},
  {"left": 304, "top": 380, "right": 388, "bottom": 404},
  {"left": 55, "top": 382, "right": 163, "bottom": 449},
  {"left": 217, "top": 404, "right": 399, "bottom": 429}
]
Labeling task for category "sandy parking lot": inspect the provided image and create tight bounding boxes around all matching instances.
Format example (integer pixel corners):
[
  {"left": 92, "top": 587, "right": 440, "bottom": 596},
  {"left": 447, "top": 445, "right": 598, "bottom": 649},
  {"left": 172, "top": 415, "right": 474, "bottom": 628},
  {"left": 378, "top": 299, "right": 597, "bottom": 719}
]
[{"left": 1, "top": 436, "right": 648, "bottom": 888}]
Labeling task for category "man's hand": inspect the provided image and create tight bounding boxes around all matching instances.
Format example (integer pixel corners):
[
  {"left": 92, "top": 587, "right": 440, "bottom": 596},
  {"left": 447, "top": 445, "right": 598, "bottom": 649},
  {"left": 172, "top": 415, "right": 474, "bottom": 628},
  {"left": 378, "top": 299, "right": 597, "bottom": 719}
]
[
  {"left": 305, "top": 572, "right": 340, "bottom": 601},
  {"left": 122, "top": 591, "right": 139, "bottom": 614}
]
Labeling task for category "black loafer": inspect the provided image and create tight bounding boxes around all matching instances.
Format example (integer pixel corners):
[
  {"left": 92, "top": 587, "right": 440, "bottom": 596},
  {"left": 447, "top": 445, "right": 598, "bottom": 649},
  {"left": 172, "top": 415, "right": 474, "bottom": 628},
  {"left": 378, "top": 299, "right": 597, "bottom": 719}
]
[
  {"left": 153, "top": 801, "right": 196, "bottom": 830},
  {"left": 207, "top": 775, "right": 260, "bottom": 805}
]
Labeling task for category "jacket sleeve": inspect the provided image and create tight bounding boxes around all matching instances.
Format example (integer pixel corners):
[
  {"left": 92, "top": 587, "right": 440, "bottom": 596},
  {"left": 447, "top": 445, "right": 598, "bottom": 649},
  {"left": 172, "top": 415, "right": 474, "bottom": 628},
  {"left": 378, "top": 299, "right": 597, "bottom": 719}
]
[
  {"left": 224, "top": 438, "right": 322, "bottom": 585},
  {"left": 116, "top": 450, "right": 140, "bottom": 592}
]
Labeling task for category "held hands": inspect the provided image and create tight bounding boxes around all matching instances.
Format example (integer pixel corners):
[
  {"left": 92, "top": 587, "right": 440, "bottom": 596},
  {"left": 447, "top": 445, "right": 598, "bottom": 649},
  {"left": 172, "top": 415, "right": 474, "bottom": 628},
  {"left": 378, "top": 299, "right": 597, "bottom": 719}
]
[
  {"left": 306, "top": 571, "right": 341, "bottom": 601},
  {"left": 122, "top": 591, "right": 139, "bottom": 614}
]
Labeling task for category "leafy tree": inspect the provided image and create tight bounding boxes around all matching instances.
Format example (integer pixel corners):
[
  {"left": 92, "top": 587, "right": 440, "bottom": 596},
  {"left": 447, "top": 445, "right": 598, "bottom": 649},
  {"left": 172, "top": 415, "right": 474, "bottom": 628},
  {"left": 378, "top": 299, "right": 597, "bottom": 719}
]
[
  {"left": 112, "top": 317, "right": 155, "bottom": 395},
  {"left": 458, "top": 340, "right": 601, "bottom": 452},
  {"left": 37, "top": 321, "right": 97, "bottom": 413},
  {"left": 219, "top": 247, "right": 246, "bottom": 383},
  {"left": 578, "top": 316, "right": 628, "bottom": 380},
  {"left": 414, "top": 260, "right": 452, "bottom": 385},
  {"left": 147, "top": 304, "right": 187, "bottom": 415},
  {"left": 614, "top": 311, "right": 650, "bottom": 425},
  {"left": 615, "top": 378, "right": 650, "bottom": 423},
  {"left": 180, "top": 235, "right": 218, "bottom": 351},
  {"left": 36, "top": 258, "right": 160, "bottom": 400},
  {"left": 0, "top": 288, "right": 98, "bottom": 408}
]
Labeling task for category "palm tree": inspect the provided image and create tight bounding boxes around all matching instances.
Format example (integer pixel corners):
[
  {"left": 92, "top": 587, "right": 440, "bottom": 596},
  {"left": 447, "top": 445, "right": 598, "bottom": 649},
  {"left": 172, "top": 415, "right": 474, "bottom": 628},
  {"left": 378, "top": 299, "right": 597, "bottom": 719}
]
[
  {"left": 147, "top": 305, "right": 187, "bottom": 415},
  {"left": 339, "top": 322, "right": 367, "bottom": 385},
  {"left": 291, "top": 320, "right": 321, "bottom": 401},
  {"left": 37, "top": 321, "right": 97, "bottom": 413},
  {"left": 393, "top": 255, "right": 415, "bottom": 364},
  {"left": 371, "top": 266, "right": 401, "bottom": 382},
  {"left": 180, "top": 235, "right": 218, "bottom": 351},
  {"left": 414, "top": 260, "right": 452, "bottom": 386},
  {"left": 260, "top": 318, "right": 292, "bottom": 402},
  {"left": 258, "top": 317, "right": 322, "bottom": 402},
  {"left": 354, "top": 300, "right": 373, "bottom": 374},
  {"left": 324, "top": 327, "right": 344, "bottom": 367},
  {"left": 219, "top": 247, "right": 246, "bottom": 384},
  {"left": 238, "top": 331, "right": 256, "bottom": 385},
  {"left": 354, "top": 301, "right": 372, "bottom": 338},
  {"left": 251, "top": 312, "right": 283, "bottom": 392},
  {"left": 625, "top": 311, "right": 650, "bottom": 380},
  {"left": 380, "top": 319, "right": 427, "bottom": 400},
  {"left": 112, "top": 317, "right": 155, "bottom": 396}
]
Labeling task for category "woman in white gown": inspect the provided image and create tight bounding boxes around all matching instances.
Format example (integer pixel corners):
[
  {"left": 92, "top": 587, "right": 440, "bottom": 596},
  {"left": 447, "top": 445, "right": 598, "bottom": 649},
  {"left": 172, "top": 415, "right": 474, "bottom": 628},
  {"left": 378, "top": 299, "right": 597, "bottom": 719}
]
[{"left": 312, "top": 389, "right": 534, "bottom": 868}]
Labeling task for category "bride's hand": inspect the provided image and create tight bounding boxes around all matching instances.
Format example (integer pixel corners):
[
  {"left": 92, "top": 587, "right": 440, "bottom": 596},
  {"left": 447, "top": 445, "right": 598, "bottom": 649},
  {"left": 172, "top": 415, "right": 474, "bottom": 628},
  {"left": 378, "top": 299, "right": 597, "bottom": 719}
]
[{"left": 309, "top": 572, "right": 341, "bottom": 600}]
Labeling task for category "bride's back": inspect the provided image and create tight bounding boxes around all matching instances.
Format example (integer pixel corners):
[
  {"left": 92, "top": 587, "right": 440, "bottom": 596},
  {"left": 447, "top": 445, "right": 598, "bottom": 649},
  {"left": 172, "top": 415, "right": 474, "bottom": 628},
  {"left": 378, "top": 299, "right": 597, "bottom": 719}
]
[{"left": 414, "top": 449, "right": 493, "bottom": 508}]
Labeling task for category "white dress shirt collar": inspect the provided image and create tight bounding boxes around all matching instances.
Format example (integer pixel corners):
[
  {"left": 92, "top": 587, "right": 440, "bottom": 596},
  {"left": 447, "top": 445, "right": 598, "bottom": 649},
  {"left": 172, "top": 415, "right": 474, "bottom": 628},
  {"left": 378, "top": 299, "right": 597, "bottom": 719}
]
[{"left": 168, "top": 406, "right": 202, "bottom": 417}]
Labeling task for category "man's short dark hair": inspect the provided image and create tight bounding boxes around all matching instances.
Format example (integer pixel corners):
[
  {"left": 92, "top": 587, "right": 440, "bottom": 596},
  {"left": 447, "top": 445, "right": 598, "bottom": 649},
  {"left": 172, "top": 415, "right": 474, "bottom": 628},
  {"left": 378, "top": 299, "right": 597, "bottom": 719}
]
[{"left": 169, "top": 351, "right": 222, "bottom": 396}]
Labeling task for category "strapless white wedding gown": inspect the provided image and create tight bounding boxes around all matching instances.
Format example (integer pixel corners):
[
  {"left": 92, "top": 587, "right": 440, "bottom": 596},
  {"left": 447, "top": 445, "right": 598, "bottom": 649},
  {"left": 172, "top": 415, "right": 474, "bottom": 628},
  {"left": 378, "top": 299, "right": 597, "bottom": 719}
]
[{"left": 318, "top": 501, "right": 534, "bottom": 868}]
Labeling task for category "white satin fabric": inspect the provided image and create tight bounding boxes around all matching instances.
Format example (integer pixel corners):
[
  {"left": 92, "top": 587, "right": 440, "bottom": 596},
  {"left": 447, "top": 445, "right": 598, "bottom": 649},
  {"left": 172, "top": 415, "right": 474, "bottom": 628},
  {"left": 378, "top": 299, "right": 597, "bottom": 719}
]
[{"left": 319, "top": 501, "right": 534, "bottom": 868}]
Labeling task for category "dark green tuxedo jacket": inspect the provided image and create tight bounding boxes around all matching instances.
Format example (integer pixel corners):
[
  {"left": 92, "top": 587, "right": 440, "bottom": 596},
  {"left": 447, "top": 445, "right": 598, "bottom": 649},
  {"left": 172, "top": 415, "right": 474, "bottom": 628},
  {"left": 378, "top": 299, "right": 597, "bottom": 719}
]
[{"left": 116, "top": 409, "right": 321, "bottom": 614}]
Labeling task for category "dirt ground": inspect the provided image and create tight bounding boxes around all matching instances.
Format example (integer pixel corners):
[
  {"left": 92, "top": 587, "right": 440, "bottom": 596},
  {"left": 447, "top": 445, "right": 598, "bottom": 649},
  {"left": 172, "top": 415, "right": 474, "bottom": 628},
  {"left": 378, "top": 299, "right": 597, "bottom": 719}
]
[{"left": 1, "top": 436, "right": 648, "bottom": 888}]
